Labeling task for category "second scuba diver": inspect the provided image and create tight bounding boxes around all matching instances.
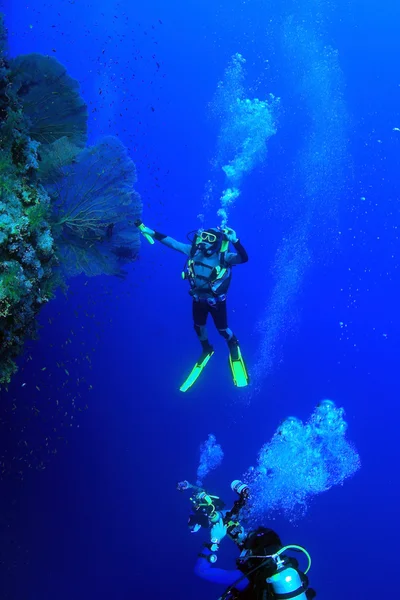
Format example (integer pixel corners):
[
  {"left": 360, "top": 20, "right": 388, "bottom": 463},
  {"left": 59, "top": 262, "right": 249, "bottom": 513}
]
[
  {"left": 136, "top": 221, "right": 249, "bottom": 391},
  {"left": 196, "top": 520, "right": 316, "bottom": 600},
  {"left": 177, "top": 479, "right": 316, "bottom": 600}
]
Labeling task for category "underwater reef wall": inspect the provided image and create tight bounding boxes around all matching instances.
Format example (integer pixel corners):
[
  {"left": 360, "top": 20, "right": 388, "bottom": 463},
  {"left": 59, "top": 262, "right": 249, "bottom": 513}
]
[{"left": 0, "top": 15, "right": 142, "bottom": 384}]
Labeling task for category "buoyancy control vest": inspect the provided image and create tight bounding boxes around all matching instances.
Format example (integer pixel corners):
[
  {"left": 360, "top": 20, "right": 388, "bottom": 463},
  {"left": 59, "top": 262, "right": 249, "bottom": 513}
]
[{"left": 182, "top": 234, "right": 231, "bottom": 298}]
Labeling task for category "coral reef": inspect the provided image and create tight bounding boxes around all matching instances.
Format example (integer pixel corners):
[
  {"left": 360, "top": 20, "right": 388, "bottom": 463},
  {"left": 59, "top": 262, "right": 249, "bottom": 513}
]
[
  {"left": 0, "top": 17, "right": 142, "bottom": 384},
  {"left": 0, "top": 24, "right": 57, "bottom": 384}
]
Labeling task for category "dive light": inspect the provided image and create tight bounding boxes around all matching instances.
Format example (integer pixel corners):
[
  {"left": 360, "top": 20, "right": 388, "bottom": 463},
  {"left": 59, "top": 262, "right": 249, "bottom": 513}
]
[{"left": 135, "top": 219, "right": 155, "bottom": 244}]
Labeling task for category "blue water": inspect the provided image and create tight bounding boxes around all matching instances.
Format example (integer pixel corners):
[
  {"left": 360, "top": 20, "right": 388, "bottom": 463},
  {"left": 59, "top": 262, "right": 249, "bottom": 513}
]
[{"left": 2, "top": 0, "right": 400, "bottom": 598}]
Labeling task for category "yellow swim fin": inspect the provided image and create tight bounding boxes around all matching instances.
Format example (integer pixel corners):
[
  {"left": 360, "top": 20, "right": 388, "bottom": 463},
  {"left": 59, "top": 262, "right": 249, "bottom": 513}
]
[
  {"left": 229, "top": 343, "right": 249, "bottom": 387},
  {"left": 180, "top": 349, "right": 214, "bottom": 392}
]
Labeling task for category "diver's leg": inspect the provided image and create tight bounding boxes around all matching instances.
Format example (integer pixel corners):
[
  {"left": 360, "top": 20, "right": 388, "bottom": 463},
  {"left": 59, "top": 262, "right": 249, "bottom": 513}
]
[
  {"left": 211, "top": 300, "right": 239, "bottom": 359},
  {"left": 212, "top": 300, "right": 249, "bottom": 386},
  {"left": 180, "top": 301, "right": 215, "bottom": 392},
  {"left": 192, "top": 300, "right": 213, "bottom": 354}
]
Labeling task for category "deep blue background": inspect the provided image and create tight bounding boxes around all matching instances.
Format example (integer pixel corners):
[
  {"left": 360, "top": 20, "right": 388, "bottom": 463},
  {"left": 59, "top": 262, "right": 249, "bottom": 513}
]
[{"left": 2, "top": 0, "right": 400, "bottom": 598}]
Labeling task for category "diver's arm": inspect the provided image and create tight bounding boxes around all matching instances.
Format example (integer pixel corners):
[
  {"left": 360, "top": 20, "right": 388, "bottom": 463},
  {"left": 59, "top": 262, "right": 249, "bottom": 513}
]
[
  {"left": 153, "top": 231, "right": 191, "bottom": 255},
  {"left": 225, "top": 240, "right": 249, "bottom": 265},
  {"left": 194, "top": 547, "right": 249, "bottom": 590},
  {"left": 137, "top": 222, "right": 191, "bottom": 255}
]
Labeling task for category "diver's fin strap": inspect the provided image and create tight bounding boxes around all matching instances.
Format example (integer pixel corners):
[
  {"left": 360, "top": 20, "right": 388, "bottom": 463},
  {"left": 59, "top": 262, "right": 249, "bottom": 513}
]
[
  {"left": 229, "top": 345, "right": 249, "bottom": 388},
  {"left": 180, "top": 350, "right": 214, "bottom": 392}
]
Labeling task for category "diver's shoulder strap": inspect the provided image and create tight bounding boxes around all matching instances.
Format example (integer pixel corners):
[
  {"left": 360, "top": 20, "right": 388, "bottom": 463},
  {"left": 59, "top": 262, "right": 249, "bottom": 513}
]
[
  {"left": 190, "top": 237, "right": 198, "bottom": 258},
  {"left": 218, "top": 249, "right": 232, "bottom": 271},
  {"left": 219, "top": 239, "right": 231, "bottom": 266}
]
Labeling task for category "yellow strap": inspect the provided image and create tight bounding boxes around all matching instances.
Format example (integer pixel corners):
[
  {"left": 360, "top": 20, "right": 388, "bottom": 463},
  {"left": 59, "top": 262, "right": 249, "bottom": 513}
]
[
  {"left": 221, "top": 240, "right": 229, "bottom": 252},
  {"left": 215, "top": 267, "right": 227, "bottom": 280}
]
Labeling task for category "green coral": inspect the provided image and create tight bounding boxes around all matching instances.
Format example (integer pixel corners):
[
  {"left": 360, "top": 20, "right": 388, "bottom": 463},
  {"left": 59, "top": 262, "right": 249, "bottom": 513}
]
[
  {"left": 25, "top": 200, "right": 49, "bottom": 229},
  {"left": 0, "top": 262, "right": 25, "bottom": 308},
  {"left": 0, "top": 22, "right": 57, "bottom": 383}
]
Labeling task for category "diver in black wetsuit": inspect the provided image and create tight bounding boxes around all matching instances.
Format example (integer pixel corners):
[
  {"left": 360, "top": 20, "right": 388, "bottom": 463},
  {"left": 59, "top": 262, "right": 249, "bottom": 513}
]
[{"left": 136, "top": 222, "right": 249, "bottom": 391}]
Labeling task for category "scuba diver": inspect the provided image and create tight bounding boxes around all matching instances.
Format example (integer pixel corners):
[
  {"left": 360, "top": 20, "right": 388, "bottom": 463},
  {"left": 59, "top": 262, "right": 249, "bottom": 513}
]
[
  {"left": 135, "top": 220, "right": 249, "bottom": 391},
  {"left": 196, "top": 520, "right": 316, "bottom": 600},
  {"left": 177, "top": 479, "right": 316, "bottom": 600}
]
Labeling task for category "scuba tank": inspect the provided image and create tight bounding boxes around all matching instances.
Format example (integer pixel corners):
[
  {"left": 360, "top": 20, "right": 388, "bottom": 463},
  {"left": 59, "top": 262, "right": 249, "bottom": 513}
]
[
  {"left": 227, "top": 541, "right": 313, "bottom": 600},
  {"left": 266, "top": 556, "right": 309, "bottom": 599}
]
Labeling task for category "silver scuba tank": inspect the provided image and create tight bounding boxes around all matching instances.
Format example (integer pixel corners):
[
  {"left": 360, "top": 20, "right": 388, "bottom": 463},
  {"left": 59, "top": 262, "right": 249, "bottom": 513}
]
[{"left": 267, "top": 564, "right": 308, "bottom": 599}]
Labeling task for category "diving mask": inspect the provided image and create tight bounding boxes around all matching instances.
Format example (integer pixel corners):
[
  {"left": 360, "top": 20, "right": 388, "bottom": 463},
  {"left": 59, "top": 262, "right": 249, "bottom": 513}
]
[{"left": 199, "top": 230, "right": 218, "bottom": 244}]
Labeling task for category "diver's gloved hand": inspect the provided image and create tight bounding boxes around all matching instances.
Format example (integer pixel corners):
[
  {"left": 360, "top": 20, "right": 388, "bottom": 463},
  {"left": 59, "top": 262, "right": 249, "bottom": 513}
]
[
  {"left": 210, "top": 518, "right": 228, "bottom": 545},
  {"left": 223, "top": 226, "right": 238, "bottom": 243}
]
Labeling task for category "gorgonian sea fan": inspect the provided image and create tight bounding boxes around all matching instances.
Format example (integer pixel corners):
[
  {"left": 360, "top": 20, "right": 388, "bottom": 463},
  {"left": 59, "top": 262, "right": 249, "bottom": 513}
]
[{"left": 47, "top": 136, "right": 142, "bottom": 277}]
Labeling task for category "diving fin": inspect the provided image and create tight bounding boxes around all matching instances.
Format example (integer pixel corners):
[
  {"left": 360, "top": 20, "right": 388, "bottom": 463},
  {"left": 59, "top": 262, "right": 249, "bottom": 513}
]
[
  {"left": 180, "top": 348, "right": 214, "bottom": 392},
  {"left": 229, "top": 342, "right": 249, "bottom": 388}
]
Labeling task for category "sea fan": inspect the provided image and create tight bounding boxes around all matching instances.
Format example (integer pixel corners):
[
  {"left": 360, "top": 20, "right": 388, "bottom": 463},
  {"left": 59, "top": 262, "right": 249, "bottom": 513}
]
[
  {"left": 10, "top": 53, "right": 88, "bottom": 147},
  {"left": 47, "top": 136, "right": 142, "bottom": 277}
]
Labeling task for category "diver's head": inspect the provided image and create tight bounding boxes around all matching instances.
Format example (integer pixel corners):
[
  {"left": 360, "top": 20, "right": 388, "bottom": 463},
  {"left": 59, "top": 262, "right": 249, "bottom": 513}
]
[
  {"left": 236, "top": 527, "right": 283, "bottom": 575},
  {"left": 196, "top": 227, "right": 225, "bottom": 256},
  {"left": 242, "top": 527, "right": 282, "bottom": 555}
]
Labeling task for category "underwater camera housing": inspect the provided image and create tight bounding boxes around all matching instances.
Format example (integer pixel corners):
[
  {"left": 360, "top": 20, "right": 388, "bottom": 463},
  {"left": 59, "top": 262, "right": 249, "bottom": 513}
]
[{"left": 177, "top": 479, "right": 250, "bottom": 540}]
